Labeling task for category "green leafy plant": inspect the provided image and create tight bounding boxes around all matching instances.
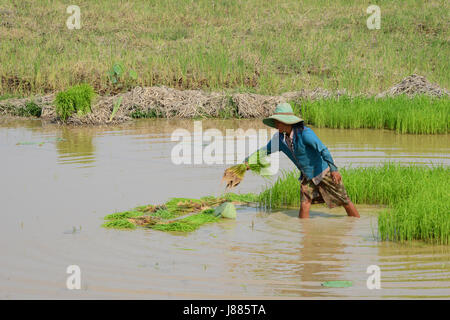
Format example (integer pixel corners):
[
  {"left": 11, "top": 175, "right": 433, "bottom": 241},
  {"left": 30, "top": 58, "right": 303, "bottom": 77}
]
[
  {"left": 16, "top": 101, "right": 42, "bottom": 117},
  {"left": 109, "top": 96, "right": 123, "bottom": 121},
  {"left": 55, "top": 84, "right": 95, "bottom": 122},
  {"left": 107, "top": 63, "right": 138, "bottom": 88}
]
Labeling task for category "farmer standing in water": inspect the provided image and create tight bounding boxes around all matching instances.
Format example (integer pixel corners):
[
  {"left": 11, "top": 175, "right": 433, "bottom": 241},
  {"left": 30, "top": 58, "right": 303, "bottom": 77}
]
[{"left": 245, "top": 103, "right": 360, "bottom": 219}]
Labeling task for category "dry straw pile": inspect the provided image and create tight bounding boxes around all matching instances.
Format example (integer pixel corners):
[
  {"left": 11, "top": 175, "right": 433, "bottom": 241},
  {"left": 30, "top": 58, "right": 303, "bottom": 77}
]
[{"left": 376, "top": 74, "right": 449, "bottom": 98}]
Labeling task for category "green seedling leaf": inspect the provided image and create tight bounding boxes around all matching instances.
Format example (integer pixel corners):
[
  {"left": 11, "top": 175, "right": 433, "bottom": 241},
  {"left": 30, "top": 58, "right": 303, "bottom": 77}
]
[
  {"left": 113, "top": 63, "right": 123, "bottom": 76},
  {"left": 110, "top": 96, "right": 123, "bottom": 121}
]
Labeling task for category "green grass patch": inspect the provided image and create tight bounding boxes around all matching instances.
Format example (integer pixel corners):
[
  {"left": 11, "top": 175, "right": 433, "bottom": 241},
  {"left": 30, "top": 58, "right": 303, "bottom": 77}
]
[
  {"left": 2, "top": 1, "right": 448, "bottom": 96},
  {"left": 0, "top": 94, "right": 23, "bottom": 101},
  {"left": 258, "top": 163, "right": 450, "bottom": 245},
  {"left": 15, "top": 101, "right": 42, "bottom": 117},
  {"left": 297, "top": 95, "right": 449, "bottom": 134},
  {"left": 1, "top": 101, "right": 42, "bottom": 117},
  {"left": 55, "top": 84, "right": 95, "bottom": 122}
]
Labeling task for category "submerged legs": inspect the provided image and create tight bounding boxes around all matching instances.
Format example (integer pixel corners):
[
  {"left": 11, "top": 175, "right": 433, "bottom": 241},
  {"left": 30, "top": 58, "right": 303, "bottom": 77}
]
[
  {"left": 298, "top": 198, "right": 360, "bottom": 218},
  {"left": 299, "top": 199, "right": 312, "bottom": 219},
  {"left": 343, "top": 199, "right": 360, "bottom": 218}
]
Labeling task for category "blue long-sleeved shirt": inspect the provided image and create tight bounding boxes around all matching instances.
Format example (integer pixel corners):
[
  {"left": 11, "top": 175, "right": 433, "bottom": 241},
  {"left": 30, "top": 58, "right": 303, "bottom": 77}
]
[{"left": 246, "top": 126, "right": 338, "bottom": 183}]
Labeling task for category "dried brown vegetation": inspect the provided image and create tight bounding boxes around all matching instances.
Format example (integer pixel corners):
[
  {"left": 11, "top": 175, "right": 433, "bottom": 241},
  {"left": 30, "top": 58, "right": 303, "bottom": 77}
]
[{"left": 0, "top": 75, "right": 448, "bottom": 126}]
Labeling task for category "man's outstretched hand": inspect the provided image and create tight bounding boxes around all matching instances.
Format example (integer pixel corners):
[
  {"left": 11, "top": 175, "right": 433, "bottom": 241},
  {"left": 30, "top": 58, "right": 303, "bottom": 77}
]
[{"left": 331, "top": 171, "right": 342, "bottom": 184}]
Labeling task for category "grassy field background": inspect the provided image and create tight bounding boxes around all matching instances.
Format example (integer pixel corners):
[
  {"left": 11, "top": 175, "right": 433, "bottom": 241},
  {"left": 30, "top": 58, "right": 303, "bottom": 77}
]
[{"left": 0, "top": 0, "right": 448, "bottom": 96}]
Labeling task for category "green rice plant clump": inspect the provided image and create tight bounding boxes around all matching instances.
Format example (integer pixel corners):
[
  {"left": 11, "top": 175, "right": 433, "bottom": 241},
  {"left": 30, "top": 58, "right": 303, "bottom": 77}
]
[
  {"left": 340, "top": 164, "right": 423, "bottom": 205},
  {"left": 55, "top": 84, "right": 95, "bottom": 122},
  {"left": 299, "top": 95, "right": 449, "bottom": 134},
  {"left": 258, "top": 170, "right": 301, "bottom": 208},
  {"left": 258, "top": 163, "right": 450, "bottom": 244},
  {"left": 378, "top": 191, "right": 450, "bottom": 245}
]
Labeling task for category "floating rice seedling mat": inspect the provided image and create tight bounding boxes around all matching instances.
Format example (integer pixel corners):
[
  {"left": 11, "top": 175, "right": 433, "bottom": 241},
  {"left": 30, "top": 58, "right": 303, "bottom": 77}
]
[
  {"left": 103, "top": 193, "right": 258, "bottom": 232},
  {"left": 321, "top": 281, "right": 353, "bottom": 288}
]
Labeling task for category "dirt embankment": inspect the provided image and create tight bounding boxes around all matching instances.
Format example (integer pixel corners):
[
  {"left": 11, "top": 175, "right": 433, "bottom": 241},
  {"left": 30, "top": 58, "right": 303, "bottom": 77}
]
[{"left": 0, "top": 74, "right": 448, "bottom": 126}]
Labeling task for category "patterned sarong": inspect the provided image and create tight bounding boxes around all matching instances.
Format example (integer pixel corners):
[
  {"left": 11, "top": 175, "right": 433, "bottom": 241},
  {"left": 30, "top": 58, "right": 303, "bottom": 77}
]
[{"left": 300, "top": 171, "right": 350, "bottom": 208}]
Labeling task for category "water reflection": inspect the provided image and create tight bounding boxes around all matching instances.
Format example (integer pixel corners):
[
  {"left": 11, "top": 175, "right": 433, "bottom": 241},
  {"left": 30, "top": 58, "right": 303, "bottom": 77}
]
[
  {"left": 56, "top": 127, "right": 96, "bottom": 167},
  {"left": 2, "top": 118, "right": 448, "bottom": 167},
  {"left": 274, "top": 210, "right": 356, "bottom": 297}
]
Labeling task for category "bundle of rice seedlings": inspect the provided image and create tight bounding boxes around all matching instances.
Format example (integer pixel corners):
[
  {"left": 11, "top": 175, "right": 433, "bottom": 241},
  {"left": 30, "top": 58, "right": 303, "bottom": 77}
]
[
  {"left": 222, "top": 163, "right": 247, "bottom": 188},
  {"left": 247, "top": 149, "right": 271, "bottom": 175},
  {"left": 222, "top": 150, "right": 271, "bottom": 189}
]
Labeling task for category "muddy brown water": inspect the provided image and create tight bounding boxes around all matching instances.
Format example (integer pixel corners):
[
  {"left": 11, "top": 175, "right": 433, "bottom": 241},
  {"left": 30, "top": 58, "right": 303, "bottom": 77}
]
[{"left": 0, "top": 118, "right": 449, "bottom": 299}]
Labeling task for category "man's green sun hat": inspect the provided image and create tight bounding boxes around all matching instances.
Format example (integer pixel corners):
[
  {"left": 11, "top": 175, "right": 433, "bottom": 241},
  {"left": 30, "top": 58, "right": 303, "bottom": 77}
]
[{"left": 262, "top": 102, "right": 303, "bottom": 128}]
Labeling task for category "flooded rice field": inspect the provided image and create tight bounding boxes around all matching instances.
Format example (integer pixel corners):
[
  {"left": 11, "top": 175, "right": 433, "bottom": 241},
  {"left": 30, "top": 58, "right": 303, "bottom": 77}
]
[{"left": 0, "top": 118, "right": 449, "bottom": 299}]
